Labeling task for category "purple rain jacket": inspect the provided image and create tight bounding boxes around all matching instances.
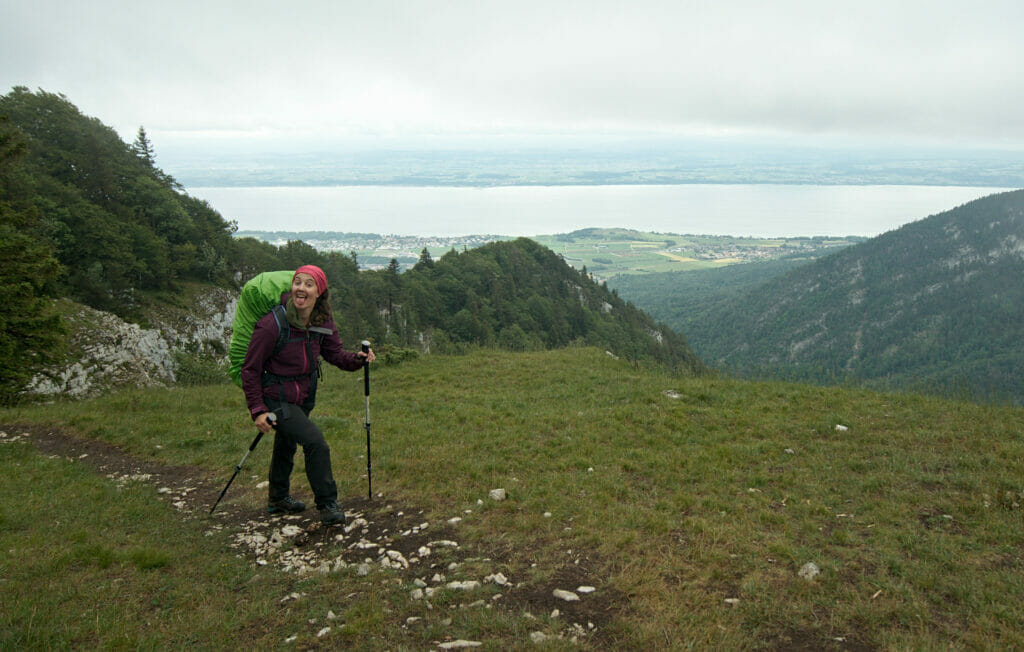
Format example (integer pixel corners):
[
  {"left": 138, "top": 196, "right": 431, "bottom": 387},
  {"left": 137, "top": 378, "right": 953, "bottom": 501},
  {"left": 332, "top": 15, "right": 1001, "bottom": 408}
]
[{"left": 241, "top": 292, "right": 365, "bottom": 419}]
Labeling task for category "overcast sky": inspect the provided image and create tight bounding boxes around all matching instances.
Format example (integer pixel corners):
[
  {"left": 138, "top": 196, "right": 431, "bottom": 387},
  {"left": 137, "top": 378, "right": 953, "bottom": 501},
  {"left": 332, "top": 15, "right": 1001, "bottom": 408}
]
[{"left": 3, "top": 0, "right": 1023, "bottom": 150}]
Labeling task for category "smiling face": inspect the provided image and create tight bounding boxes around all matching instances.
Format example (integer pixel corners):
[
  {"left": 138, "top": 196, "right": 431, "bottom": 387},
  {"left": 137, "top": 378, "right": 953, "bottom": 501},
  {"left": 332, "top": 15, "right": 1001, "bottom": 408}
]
[{"left": 291, "top": 272, "right": 320, "bottom": 312}]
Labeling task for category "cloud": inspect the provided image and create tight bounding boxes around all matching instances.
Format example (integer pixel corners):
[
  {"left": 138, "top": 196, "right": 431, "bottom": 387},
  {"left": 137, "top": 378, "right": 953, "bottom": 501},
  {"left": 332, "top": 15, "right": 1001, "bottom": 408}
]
[{"left": 3, "top": 0, "right": 1023, "bottom": 146}]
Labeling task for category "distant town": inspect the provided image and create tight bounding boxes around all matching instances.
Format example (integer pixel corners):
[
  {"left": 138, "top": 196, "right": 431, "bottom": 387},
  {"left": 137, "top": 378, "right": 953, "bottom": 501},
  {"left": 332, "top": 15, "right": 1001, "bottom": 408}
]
[{"left": 234, "top": 229, "right": 866, "bottom": 278}]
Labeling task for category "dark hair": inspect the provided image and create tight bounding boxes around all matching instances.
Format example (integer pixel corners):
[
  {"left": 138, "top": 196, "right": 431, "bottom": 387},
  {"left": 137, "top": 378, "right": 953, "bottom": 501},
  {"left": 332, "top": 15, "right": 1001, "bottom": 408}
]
[{"left": 310, "top": 289, "right": 332, "bottom": 326}]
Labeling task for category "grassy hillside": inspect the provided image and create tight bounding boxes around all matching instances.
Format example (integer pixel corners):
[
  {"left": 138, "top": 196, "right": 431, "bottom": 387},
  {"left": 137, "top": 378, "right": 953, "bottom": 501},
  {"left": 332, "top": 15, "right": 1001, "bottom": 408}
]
[{"left": 4, "top": 348, "right": 1023, "bottom": 649}]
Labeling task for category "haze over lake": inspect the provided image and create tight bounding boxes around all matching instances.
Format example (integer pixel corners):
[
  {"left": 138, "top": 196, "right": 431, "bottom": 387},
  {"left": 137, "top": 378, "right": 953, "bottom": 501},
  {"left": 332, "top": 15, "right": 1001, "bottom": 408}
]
[{"left": 190, "top": 184, "right": 1015, "bottom": 238}]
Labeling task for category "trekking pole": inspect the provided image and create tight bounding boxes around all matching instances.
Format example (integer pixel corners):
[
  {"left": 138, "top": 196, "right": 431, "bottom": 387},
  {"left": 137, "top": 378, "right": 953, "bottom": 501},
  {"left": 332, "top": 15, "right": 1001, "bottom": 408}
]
[
  {"left": 362, "top": 340, "right": 372, "bottom": 500},
  {"left": 210, "top": 412, "right": 276, "bottom": 514}
]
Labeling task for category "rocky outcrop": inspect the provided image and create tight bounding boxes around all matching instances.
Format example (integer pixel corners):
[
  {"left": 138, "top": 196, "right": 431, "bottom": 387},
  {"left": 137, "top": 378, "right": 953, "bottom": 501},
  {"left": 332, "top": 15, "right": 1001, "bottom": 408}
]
[{"left": 26, "top": 288, "right": 236, "bottom": 400}]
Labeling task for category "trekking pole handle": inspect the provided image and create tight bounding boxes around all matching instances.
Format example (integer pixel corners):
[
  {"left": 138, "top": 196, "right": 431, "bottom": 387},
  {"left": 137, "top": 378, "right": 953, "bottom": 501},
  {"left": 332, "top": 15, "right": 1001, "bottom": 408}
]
[{"left": 361, "top": 341, "right": 371, "bottom": 397}]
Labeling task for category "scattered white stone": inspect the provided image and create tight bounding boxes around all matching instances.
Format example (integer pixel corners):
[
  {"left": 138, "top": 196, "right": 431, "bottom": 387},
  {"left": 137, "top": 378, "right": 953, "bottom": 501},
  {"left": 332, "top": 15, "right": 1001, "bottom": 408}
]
[
  {"left": 587, "top": 467, "right": 594, "bottom": 472},
  {"left": 418, "top": 545, "right": 432, "bottom": 557},
  {"left": 411, "top": 588, "right": 425, "bottom": 600},
  {"left": 447, "top": 580, "right": 481, "bottom": 591},
  {"left": 316, "top": 627, "right": 330, "bottom": 638},
  {"left": 784, "top": 448, "right": 795, "bottom": 454},
  {"left": 448, "top": 517, "right": 463, "bottom": 525},
  {"left": 414, "top": 578, "right": 428, "bottom": 588},
  {"left": 799, "top": 562, "right": 821, "bottom": 581},
  {"left": 489, "top": 488, "right": 507, "bottom": 501},
  {"left": 256, "top": 480, "right": 269, "bottom": 489},
  {"left": 662, "top": 390, "right": 682, "bottom": 399},
  {"left": 438, "top": 641, "right": 482, "bottom": 650},
  {"left": 430, "top": 540, "right": 459, "bottom": 548},
  {"left": 543, "top": 511, "right": 552, "bottom": 518},
  {"left": 552, "top": 589, "right": 580, "bottom": 602},
  {"left": 486, "top": 572, "right": 510, "bottom": 586},
  {"left": 576, "top": 586, "right": 596, "bottom": 594},
  {"left": 530, "top": 631, "right": 551, "bottom": 643},
  {"left": 724, "top": 598, "right": 740, "bottom": 605},
  {"left": 835, "top": 424, "right": 849, "bottom": 432},
  {"left": 327, "top": 610, "right": 338, "bottom": 620},
  {"left": 356, "top": 563, "right": 371, "bottom": 576},
  {"left": 157, "top": 487, "right": 172, "bottom": 494},
  {"left": 383, "top": 550, "right": 409, "bottom": 569},
  {"left": 344, "top": 518, "right": 369, "bottom": 534},
  {"left": 280, "top": 525, "right": 302, "bottom": 537},
  {"left": 284, "top": 634, "right": 298, "bottom": 644},
  {"left": 550, "top": 608, "right": 560, "bottom": 618}
]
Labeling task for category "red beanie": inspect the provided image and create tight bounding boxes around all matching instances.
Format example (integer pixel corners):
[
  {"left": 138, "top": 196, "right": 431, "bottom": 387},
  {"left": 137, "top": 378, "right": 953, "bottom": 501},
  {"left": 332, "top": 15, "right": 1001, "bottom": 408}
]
[{"left": 294, "top": 265, "right": 328, "bottom": 295}]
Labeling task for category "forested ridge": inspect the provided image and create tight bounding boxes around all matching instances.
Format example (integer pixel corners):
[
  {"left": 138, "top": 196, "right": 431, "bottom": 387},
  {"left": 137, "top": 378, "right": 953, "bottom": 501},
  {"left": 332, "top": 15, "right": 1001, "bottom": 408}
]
[
  {"left": 0, "top": 88, "right": 703, "bottom": 401},
  {"left": 608, "top": 256, "right": 819, "bottom": 332},
  {"left": 632, "top": 190, "right": 1024, "bottom": 403}
]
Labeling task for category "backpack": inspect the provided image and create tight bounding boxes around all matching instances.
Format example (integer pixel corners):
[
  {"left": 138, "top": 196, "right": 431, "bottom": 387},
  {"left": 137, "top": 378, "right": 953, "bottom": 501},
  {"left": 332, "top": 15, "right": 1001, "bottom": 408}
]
[{"left": 227, "top": 270, "right": 328, "bottom": 387}]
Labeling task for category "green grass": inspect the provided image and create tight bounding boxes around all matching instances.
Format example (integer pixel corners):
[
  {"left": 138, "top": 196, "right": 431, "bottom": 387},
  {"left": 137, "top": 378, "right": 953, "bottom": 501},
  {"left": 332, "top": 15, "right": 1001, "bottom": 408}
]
[{"left": 3, "top": 347, "right": 1024, "bottom": 648}]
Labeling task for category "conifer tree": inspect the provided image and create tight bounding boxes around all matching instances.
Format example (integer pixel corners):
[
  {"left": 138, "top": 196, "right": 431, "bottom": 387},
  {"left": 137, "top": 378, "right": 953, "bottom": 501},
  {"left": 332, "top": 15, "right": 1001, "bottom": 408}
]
[
  {"left": 0, "top": 116, "right": 67, "bottom": 403},
  {"left": 132, "top": 125, "right": 155, "bottom": 166}
]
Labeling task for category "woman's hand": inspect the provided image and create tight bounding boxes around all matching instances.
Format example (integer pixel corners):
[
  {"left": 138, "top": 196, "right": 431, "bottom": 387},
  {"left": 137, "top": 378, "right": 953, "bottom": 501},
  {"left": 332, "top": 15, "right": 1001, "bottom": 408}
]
[
  {"left": 254, "top": 412, "right": 276, "bottom": 434},
  {"left": 358, "top": 348, "right": 376, "bottom": 364}
]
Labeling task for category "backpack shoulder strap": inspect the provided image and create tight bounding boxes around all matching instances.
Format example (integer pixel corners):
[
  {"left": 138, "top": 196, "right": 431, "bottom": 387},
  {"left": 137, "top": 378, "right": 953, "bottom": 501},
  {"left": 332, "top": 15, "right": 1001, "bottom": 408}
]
[{"left": 270, "top": 304, "right": 290, "bottom": 355}]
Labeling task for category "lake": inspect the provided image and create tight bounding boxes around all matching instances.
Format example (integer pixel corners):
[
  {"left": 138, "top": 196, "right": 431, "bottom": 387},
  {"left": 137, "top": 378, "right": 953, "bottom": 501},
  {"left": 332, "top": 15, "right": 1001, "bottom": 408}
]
[{"left": 188, "top": 184, "right": 1016, "bottom": 238}]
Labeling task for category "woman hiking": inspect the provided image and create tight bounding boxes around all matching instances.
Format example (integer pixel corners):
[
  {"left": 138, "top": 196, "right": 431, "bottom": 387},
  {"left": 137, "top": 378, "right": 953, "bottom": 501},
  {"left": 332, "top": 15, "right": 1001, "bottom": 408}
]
[{"left": 240, "top": 264, "right": 375, "bottom": 526}]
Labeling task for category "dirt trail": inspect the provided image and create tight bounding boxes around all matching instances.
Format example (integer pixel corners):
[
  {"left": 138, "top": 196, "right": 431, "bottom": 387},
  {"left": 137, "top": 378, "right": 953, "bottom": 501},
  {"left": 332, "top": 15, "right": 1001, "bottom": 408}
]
[{"left": 6, "top": 422, "right": 622, "bottom": 646}]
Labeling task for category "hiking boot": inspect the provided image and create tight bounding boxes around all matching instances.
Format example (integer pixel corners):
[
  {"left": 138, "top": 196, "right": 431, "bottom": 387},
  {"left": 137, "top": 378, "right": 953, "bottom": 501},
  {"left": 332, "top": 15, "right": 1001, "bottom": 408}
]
[
  {"left": 268, "top": 496, "right": 306, "bottom": 514},
  {"left": 318, "top": 501, "right": 346, "bottom": 526}
]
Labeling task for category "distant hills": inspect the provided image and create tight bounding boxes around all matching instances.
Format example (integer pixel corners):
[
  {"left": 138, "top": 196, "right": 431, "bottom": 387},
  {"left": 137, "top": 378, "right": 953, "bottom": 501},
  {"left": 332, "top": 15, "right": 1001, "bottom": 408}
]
[{"left": 615, "top": 190, "right": 1024, "bottom": 403}]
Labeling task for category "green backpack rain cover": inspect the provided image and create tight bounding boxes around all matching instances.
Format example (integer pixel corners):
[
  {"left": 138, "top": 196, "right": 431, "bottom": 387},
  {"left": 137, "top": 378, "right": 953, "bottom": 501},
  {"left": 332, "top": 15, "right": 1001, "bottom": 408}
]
[{"left": 227, "top": 270, "right": 295, "bottom": 387}]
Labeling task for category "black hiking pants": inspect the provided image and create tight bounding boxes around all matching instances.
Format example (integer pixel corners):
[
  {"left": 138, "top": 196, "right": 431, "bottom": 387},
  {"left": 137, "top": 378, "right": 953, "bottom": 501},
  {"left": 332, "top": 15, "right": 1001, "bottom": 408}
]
[{"left": 264, "top": 399, "right": 338, "bottom": 508}]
